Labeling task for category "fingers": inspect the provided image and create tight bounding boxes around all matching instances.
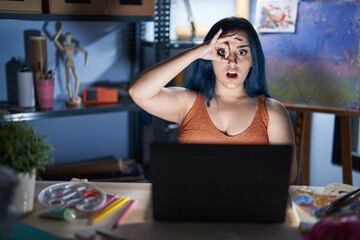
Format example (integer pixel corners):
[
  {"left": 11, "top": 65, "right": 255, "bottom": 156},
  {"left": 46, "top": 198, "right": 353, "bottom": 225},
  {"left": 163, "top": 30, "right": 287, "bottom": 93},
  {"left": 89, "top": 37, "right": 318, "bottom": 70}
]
[
  {"left": 201, "top": 29, "right": 241, "bottom": 62},
  {"left": 214, "top": 30, "right": 240, "bottom": 54},
  {"left": 210, "top": 28, "right": 223, "bottom": 46},
  {"left": 217, "top": 33, "right": 240, "bottom": 43}
]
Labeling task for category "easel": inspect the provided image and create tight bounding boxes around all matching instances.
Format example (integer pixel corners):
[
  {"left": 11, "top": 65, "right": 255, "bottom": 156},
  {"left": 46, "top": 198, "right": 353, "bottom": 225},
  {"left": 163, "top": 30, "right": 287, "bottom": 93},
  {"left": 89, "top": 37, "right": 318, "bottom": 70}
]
[{"left": 285, "top": 103, "right": 359, "bottom": 185}]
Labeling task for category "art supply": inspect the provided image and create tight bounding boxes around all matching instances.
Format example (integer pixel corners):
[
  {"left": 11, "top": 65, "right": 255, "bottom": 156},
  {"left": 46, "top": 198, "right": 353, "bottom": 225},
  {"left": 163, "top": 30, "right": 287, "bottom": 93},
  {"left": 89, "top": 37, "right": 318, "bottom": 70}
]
[
  {"left": 36, "top": 77, "right": 54, "bottom": 109},
  {"left": 88, "top": 197, "right": 130, "bottom": 225},
  {"left": 17, "top": 66, "right": 35, "bottom": 108},
  {"left": 315, "top": 187, "right": 360, "bottom": 218},
  {"left": 30, "top": 36, "right": 47, "bottom": 79},
  {"left": 38, "top": 207, "right": 76, "bottom": 221},
  {"left": 112, "top": 199, "right": 136, "bottom": 229},
  {"left": 90, "top": 193, "right": 119, "bottom": 217},
  {"left": 38, "top": 182, "right": 106, "bottom": 212}
]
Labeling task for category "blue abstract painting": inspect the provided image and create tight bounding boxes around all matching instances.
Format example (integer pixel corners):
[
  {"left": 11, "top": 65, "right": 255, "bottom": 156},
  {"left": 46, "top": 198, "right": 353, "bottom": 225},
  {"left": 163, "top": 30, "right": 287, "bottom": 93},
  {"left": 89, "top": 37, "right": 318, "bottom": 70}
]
[{"left": 260, "top": 0, "right": 360, "bottom": 110}]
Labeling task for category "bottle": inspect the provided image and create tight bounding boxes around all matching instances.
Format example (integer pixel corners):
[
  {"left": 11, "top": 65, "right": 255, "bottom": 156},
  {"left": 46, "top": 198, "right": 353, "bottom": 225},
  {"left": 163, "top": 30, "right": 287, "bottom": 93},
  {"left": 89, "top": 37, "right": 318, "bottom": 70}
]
[{"left": 17, "top": 66, "right": 35, "bottom": 108}]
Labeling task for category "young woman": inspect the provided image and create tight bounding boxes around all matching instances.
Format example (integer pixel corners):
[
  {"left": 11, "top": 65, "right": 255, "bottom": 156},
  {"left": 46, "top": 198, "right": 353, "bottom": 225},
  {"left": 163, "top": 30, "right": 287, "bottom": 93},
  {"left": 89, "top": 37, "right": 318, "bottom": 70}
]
[{"left": 129, "top": 17, "right": 297, "bottom": 182}]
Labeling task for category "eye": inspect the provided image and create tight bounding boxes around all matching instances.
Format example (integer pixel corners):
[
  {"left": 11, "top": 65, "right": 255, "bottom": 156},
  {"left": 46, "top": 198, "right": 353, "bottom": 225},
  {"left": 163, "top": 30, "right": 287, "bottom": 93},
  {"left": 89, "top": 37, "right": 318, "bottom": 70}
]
[
  {"left": 217, "top": 48, "right": 226, "bottom": 56},
  {"left": 237, "top": 49, "right": 248, "bottom": 56}
]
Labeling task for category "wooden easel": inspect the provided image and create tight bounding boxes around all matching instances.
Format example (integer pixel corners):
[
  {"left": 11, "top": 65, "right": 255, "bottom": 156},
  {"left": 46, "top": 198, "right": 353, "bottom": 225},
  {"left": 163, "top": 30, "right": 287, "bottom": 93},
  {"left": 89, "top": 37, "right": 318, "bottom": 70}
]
[{"left": 285, "top": 103, "right": 358, "bottom": 185}]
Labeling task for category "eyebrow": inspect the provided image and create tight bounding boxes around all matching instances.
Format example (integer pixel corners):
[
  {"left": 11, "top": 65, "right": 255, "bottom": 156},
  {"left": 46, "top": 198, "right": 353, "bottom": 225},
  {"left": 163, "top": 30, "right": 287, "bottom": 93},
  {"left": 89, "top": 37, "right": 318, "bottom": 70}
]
[{"left": 237, "top": 44, "right": 250, "bottom": 48}]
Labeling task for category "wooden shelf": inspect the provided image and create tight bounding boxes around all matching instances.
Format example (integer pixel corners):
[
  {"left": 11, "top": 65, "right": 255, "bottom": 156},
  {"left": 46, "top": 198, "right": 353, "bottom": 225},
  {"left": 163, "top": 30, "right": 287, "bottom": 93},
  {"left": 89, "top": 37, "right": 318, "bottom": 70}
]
[{"left": 0, "top": 12, "right": 153, "bottom": 22}]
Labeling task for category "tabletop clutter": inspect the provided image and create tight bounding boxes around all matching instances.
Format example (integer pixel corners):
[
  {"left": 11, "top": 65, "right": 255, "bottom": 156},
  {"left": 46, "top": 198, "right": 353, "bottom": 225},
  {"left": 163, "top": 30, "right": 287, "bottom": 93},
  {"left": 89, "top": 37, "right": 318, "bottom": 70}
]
[
  {"left": 22, "top": 180, "right": 360, "bottom": 240},
  {"left": 36, "top": 180, "right": 136, "bottom": 233},
  {"left": 290, "top": 183, "right": 360, "bottom": 239}
]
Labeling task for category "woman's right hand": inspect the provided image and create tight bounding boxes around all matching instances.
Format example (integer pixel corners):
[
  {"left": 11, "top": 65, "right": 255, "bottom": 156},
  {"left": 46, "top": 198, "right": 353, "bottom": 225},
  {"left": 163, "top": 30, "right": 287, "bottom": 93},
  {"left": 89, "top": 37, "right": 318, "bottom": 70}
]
[{"left": 199, "top": 28, "right": 241, "bottom": 63}]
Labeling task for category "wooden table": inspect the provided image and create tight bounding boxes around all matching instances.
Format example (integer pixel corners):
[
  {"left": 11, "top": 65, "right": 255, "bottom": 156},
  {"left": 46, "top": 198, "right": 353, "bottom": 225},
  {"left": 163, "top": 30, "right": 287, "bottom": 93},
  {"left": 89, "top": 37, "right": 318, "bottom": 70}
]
[{"left": 20, "top": 181, "right": 304, "bottom": 240}]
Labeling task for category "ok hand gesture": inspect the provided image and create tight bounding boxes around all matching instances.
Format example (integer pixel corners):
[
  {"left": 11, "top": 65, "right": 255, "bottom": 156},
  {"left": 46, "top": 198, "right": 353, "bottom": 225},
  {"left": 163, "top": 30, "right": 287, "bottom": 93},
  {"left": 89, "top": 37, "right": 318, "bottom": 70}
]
[{"left": 199, "top": 28, "right": 241, "bottom": 63}]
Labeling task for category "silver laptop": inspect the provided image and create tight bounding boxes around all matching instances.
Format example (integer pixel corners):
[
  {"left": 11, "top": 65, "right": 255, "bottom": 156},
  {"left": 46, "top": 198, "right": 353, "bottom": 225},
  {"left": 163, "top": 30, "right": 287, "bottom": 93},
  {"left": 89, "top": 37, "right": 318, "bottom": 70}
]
[{"left": 151, "top": 142, "right": 293, "bottom": 223}]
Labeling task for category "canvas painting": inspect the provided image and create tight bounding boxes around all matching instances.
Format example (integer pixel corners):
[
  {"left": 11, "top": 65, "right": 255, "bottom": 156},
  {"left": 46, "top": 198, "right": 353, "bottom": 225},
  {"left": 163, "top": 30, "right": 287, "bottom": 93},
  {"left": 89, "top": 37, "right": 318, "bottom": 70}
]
[
  {"left": 260, "top": 0, "right": 360, "bottom": 110},
  {"left": 255, "top": 0, "right": 299, "bottom": 33}
]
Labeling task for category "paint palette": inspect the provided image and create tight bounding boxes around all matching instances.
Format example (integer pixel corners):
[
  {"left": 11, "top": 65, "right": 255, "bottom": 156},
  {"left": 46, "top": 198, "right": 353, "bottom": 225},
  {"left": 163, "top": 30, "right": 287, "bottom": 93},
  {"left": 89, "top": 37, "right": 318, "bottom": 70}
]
[
  {"left": 291, "top": 185, "right": 360, "bottom": 219},
  {"left": 38, "top": 182, "right": 107, "bottom": 212},
  {"left": 291, "top": 188, "right": 337, "bottom": 217}
]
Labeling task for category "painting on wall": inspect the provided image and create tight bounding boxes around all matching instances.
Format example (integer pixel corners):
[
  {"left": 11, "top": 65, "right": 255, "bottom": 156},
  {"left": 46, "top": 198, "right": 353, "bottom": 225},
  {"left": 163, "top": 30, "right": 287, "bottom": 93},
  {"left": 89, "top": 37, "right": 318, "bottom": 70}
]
[
  {"left": 260, "top": 0, "right": 360, "bottom": 111},
  {"left": 255, "top": 0, "right": 299, "bottom": 33}
]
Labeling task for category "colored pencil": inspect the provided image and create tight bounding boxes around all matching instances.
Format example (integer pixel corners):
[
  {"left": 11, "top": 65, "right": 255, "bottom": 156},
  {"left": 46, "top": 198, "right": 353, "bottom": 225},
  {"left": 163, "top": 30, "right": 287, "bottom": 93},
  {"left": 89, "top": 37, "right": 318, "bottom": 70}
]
[
  {"left": 112, "top": 199, "right": 137, "bottom": 229},
  {"left": 94, "top": 193, "right": 119, "bottom": 214},
  {"left": 88, "top": 197, "right": 130, "bottom": 224}
]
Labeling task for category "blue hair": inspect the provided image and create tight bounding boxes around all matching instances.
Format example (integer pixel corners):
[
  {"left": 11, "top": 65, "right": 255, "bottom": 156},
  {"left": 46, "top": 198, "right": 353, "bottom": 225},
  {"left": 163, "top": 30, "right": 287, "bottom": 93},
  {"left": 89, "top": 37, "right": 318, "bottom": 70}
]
[{"left": 186, "top": 17, "right": 270, "bottom": 105}]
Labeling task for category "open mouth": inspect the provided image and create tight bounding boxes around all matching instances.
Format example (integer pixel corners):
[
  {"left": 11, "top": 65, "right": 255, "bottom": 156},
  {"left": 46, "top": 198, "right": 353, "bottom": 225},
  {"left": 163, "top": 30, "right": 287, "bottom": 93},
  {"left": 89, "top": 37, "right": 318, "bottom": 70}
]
[{"left": 226, "top": 71, "right": 238, "bottom": 79}]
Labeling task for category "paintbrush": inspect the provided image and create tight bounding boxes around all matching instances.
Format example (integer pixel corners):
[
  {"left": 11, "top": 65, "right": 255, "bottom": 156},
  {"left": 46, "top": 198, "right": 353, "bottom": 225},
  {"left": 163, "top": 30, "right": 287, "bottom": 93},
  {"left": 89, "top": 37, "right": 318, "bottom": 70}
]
[{"left": 315, "top": 187, "right": 360, "bottom": 218}]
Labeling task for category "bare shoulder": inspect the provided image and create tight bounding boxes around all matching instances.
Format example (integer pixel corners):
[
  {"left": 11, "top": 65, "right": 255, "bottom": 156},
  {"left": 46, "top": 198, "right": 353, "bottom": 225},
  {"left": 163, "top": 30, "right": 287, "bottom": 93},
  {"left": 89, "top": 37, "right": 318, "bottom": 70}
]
[
  {"left": 265, "top": 97, "right": 288, "bottom": 116},
  {"left": 173, "top": 88, "right": 198, "bottom": 115},
  {"left": 265, "top": 97, "right": 293, "bottom": 139},
  {"left": 183, "top": 88, "right": 198, "bottom": 107},
  {"left": 164, "top": 87, "right": 198, "bottom": 122},
  {"left": 265, "top": 97, "right": 293, "bottom": 127}
]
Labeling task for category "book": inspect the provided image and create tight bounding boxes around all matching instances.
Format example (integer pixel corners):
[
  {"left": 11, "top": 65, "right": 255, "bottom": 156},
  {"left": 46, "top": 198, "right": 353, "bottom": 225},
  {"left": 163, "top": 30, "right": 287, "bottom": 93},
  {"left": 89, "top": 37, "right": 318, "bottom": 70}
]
[
  {"left": 39, "top": 156, "right": 126, "bottom": 178},
  {"left": 39, "top": 158, "right": 145, "bottom": 182}
]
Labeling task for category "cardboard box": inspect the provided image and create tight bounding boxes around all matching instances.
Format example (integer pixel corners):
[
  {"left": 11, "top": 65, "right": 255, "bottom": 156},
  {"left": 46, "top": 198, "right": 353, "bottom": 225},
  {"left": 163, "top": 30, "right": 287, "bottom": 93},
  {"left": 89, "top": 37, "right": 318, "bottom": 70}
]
[
  {"left": 106, "top": 0, "right": 154, "bottom": 16},
  {"left": 44, "top": 0, "right": 105, "bottom": 15},
  {"left": 0, "top": 0, "right": 42, "bottom": 13}
]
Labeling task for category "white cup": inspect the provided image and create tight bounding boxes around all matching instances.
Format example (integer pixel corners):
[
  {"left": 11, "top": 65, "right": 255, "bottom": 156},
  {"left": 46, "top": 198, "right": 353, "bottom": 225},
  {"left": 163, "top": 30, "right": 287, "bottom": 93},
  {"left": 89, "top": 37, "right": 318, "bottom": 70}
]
[{"left": 17, "top": 67, "right": 35, "bottom": 108}]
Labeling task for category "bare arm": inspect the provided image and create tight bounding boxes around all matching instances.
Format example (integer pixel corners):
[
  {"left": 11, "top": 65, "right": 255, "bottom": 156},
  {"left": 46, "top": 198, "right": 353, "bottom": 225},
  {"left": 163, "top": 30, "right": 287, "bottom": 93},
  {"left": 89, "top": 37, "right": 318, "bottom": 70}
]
[
  {"left": 129, "top": 46, "right": 204, "bottom": 124},
  {"left": 128, "top": 29, "right": 238, "bottom": 124},
  {"left": 266, "top": 98, "right": 297, "bottom": 183}
]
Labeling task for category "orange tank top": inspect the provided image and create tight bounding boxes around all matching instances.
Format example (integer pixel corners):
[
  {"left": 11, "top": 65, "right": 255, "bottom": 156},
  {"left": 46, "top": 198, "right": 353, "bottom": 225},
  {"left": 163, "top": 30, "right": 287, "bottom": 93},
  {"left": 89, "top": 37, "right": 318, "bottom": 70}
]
[{"left": 178, "top": 94, "right": 269, "bottom": 144}]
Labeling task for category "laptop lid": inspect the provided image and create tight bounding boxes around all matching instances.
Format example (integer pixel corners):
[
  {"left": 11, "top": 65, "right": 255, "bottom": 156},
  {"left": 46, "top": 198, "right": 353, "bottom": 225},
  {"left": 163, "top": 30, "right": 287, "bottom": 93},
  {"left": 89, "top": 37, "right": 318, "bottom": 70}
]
[{"left": 151, "top": 143, "right": 293, "bottom": 223}]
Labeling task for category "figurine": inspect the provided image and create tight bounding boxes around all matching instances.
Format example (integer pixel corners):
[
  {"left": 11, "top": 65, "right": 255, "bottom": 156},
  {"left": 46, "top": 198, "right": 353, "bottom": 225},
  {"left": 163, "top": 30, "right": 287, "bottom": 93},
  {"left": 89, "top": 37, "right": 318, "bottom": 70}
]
[{"left": 54, "top": 23, "right": 88, "bottom": 106}]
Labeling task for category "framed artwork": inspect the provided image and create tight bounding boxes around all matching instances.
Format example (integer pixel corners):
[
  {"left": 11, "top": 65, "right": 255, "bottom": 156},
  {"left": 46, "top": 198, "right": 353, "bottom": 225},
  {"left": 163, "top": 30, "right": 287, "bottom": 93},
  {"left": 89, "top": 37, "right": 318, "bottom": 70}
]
[
  {"left": 255, "top": 0, "right": 299, "bottom": 33},
  {"left": 260, "top": 0, "right": 360, "bottom": 111}
]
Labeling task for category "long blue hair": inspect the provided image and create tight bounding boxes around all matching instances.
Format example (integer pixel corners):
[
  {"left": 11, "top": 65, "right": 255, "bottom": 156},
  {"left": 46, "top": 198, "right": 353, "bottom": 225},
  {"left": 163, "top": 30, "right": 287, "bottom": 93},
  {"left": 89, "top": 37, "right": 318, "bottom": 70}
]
[{"left": 186, "top": 17, "right": 270, "bottom": 105}]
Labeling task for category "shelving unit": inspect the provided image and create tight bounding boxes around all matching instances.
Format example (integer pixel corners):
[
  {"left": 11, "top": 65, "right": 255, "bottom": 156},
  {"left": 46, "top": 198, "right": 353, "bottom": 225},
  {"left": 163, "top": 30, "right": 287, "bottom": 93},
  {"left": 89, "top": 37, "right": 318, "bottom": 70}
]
[
  {"left": 0, "top": 0, "right": 177, "bottom": 170},
  {"left": 0, "top": 7, "right": 157, "bottom": 165}
]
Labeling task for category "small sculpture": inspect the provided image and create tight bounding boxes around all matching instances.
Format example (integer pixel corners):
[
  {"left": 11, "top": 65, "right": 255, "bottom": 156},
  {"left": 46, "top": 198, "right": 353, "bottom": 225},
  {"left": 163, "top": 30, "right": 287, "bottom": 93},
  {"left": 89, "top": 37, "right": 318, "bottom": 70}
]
[{"left": 54, "top": 23, "right": 88, "bottom": 106}]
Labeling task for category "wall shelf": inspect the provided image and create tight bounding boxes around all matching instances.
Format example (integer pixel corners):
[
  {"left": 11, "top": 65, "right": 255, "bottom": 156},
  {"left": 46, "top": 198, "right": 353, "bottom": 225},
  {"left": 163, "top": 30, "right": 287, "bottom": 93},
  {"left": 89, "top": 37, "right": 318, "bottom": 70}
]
[
  {"left": 142, "top": 39, "right": 201, "bottom": 49},
  {"left": 0, "top": 12, "right": 153, "bottom": 22},
  {"left": 2, "top": 97, "right": 140, "bottom": 121}
]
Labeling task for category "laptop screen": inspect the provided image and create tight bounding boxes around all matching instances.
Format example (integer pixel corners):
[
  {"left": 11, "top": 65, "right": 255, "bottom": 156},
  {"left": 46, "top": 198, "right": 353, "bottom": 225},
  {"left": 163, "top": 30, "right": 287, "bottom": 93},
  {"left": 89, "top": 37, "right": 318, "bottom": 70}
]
[{"left": 151, "top": 142, "right": 293, "bottom": 223}]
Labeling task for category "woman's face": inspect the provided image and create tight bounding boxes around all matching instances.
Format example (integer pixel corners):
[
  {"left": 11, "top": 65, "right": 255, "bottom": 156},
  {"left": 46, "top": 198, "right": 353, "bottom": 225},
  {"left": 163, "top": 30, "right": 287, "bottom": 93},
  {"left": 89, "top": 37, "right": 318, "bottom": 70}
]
[{"left": 212, "top": 31, "right": 252, "bottom": 92}]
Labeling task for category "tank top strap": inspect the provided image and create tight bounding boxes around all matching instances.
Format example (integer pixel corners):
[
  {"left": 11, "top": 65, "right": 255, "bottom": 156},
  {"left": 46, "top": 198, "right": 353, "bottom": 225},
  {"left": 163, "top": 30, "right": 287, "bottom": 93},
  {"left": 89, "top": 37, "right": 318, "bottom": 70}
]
[{"left": 256, "top": 94, "right": 269, "bottom": 128}]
